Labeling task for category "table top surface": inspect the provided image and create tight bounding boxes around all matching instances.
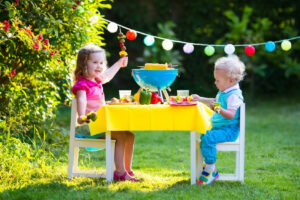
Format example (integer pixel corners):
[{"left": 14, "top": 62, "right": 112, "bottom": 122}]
[{"left": 89, "top": 103, "right": 213, "bottom": 135}]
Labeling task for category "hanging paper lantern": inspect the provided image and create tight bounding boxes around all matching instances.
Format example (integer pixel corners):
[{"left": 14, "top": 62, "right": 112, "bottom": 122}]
[
  {"left": 183, "top": 43, "right": 194, "bottom": 54},
  {"left": 245, "top": 45, "right": 255, "bottom": 56},
  {"left": 144, "top": 35, "right": 155, "bottom": 46},
  {"left": 265, "top": 41, "right": 275, "bottom": 52},
  {"left": 126, "top": 30, "right": 137, "bottom": 40},
  {"left": 224, "top": 44, "right": 235, "bottom": 55},
  {"left": 281, "top": 40, "right": 291, "bottom": 51},
  {"left": 107, "top": 22, "right": 118, "bottom": 33},
  {"left": 204, "top": 45, "right": 215, "bottom": 56},
  {"left": 162, "top": 39, "right": 173, "bottom": 51}
]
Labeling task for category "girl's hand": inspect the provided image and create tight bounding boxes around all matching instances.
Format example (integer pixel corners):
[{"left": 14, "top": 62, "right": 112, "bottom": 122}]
[
  {"left": 77, "top": 116, "right": 90, "bottom": 124},
  {"left": 118, "top": 56, "right": 128, "bottom": 68}
]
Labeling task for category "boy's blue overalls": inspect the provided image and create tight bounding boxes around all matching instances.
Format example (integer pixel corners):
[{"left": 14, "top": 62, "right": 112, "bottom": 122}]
[{"left": 201, "top": 88, "right": 243, "bottom": 164}]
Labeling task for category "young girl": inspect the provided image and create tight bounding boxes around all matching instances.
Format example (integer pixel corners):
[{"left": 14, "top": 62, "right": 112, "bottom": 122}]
[
  {"left": 72, "top": 44, "right": 138, "bottom": 182},
  {"left": 191, "top": 55, "right": 245, "bottom": 185}
]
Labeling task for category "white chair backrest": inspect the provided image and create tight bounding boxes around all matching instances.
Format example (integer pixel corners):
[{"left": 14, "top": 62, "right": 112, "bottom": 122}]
[{"left": 239, "top": 103, "right": 245, "bottom": 144}]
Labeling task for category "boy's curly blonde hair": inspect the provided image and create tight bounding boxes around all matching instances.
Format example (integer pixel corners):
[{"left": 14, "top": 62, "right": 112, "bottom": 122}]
[
  {"left": 73, "top": 44, "right": 107, "bottom": 83},
  {"left": 214, "top": 55, "right": 246, "bottom": 82}
]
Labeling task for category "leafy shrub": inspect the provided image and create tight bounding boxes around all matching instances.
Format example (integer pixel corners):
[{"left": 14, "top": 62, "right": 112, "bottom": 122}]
[{"left": 0, "top": 0, "right": 111, "bottom": 139}]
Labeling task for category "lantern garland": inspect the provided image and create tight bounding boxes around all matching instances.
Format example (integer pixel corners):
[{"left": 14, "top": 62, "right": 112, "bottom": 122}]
[{"left": 104, "top": 17, "right": 300, "bottom": 57}]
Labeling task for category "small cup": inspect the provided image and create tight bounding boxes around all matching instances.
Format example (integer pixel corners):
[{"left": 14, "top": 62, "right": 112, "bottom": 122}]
[
  {"left": 119, "top": 90, "right": 131, "bottom": 99},
  {"left": 177, "top": 90, "right": 189, "bottom": 97}
]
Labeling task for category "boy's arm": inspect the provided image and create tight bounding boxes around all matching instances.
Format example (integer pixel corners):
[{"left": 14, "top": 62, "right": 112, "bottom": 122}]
[
  {"left": 191, "top": 94, "right": 215, "bottom": 107},
  {"left": 217, "top": 108, "right": 236, "bottom": 119},
  {"left": 101, "top": 57, "right": 128, "bottom": 84}
]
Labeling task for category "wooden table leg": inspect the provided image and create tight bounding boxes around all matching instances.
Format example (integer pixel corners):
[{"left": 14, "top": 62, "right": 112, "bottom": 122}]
[{"left": 191, "top": 131, "right": 203, "bottom": 185}]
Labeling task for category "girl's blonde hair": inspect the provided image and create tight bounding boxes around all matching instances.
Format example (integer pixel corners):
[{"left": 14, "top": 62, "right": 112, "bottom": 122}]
[
  {"left": 73, "top": 44, "right": 107, "bottom": 82},
  {"left": 214, "top": 55, "right": 246, "bottom": 82}
]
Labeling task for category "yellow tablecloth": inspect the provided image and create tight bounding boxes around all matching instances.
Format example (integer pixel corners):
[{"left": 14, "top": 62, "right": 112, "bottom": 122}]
[{"left": 89, "top": 103, "right": 213, "bottom": 135}]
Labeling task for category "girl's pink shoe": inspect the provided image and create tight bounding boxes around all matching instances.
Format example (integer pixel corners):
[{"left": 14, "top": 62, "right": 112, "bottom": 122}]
[
  {"left": 113, "top": 171, "right": 139, "bottom": 182},
  {"left": 127, "top": 170, "right": 135, "bottom": 177}
]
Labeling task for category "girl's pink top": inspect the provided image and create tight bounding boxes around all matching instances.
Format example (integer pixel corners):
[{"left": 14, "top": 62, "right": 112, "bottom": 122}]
[{"left": 72, "top": 75, "right": 105, "bottom": 114}]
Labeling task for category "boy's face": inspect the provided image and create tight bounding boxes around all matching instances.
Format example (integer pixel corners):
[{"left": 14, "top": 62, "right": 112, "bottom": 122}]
[
  {"left": 214, "top": 69, "right": 235, "bottom": 92},
  {"left": 86, "top": 52, "right": 106, "bottom": 81}
]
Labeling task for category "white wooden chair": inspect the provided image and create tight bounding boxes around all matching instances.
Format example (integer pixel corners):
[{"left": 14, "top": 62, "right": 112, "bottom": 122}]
[
  {"left": 68, "top": 98, "right": 115, "bottom": 181},
  {"left": 216, "top": 103, "right": 245, "bottom": 182},
  {"left": 191, "top": 103, "right": 245, "bottom": 184}
]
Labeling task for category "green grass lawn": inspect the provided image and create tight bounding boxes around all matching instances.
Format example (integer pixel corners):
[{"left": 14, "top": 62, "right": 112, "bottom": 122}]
[{"left": 1, "top": 97, "right": 299, "bottom": 200}]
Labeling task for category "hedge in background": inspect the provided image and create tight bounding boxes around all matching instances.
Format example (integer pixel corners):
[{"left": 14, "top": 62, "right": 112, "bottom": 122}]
[{"left": 0, "top": 0, "right": 111, "bottom": 139}]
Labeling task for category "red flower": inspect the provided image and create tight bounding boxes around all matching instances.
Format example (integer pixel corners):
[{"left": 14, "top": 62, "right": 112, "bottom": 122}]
[
  {"left": 3, "top": 20, "right": 10, "bottom": 32},
  {"left": 33, "top": 42, "right": 39, "bottom": 50},
  {"left": 14, "top": 0, "right": 19, "bottom": 6},
  {"left": 8, "top": 70, "right": 16, "bottom": 77},
  {"left": 37, "top": 34, "right": 43, "bottom": 41},
  {"left": 72, "top": 5, "right": 77, "bottom": 10},
  {"left": 42, "top": 46, "right": 47, "bottom": 50},
  {"left": 44, "top": 39, "right": 49, "bottom": 45},
  {"left": 76, "top": 1, "right": 81, "bottom": 5},
  {"left": 50, "top": 51, "right": 55, "bottom": 56}
]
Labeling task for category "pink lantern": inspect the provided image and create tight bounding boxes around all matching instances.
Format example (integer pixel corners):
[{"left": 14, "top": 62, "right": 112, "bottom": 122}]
[{"left": 245, "top": 45, "right": 255, "bottom": 56}]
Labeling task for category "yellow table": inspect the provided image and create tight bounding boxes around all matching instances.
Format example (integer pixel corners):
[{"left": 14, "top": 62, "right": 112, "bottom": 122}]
[{"left": 89, "top": 103, "right": 213, "bottom": 184}]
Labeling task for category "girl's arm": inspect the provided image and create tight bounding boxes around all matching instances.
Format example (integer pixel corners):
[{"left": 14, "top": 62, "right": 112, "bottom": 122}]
[
  {"left": 191, "top": 94, "right": 215, "bottom": 107},
  {"left": 101, "top": 57, "right": 128, "bottom": 84},
  {"left": 76, "top": 90, "right": 87, "bottom": 124}
]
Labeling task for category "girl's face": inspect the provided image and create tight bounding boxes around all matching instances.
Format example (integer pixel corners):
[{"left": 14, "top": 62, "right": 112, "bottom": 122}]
[
  {"left": 86, "top": 52, "right": 106, "bottom": 81},
  {"left": 214, "top": 69, "right": 235, "bottom": 92}
]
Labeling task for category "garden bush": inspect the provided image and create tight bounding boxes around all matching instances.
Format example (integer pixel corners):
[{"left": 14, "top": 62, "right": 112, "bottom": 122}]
[{"left": 0, "top": 0, "right": 111, "bottom": 141}]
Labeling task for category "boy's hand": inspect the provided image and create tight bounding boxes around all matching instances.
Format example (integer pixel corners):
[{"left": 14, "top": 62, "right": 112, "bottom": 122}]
[
  {"left": 191, "top": 94, "right": 201, "bottom": 101},
  {"left": 118, "top": 56, "right": 128, "bottom": 68}
]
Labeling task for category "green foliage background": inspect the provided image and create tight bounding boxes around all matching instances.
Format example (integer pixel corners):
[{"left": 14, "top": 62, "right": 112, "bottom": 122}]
[
  {"left": 102, "top": 0, "right": 300, "bottom": 99},
  {"left": 0, "top": 0, "right": 112, "bottom": 140}
]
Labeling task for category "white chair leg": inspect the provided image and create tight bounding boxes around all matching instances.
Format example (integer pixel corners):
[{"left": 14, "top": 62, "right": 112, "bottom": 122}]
[
  {"left": 73, "top": 146, "right": 79, "bottom": 171},
  {"left": 240, "top": 147, "right": 244, "bottom": 183},
  {"left": 68, "top": 144, "right": 75, "bottom": 179},
  {"left": 235, "top": 151, "right": 240, "bottom": 179},
  {"left": 106, "top": 131, "right": 113, "bottom": 183}
]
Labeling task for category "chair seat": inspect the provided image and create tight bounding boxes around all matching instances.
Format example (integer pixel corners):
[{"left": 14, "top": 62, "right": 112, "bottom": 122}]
[{"left": 218, "top": 137, "right": 240, "bottom": 145}]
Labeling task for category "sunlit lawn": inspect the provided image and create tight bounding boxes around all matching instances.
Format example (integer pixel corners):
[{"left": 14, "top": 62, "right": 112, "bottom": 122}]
[{"left": 1, "top": 97, "right": 299, "bottom": 200}]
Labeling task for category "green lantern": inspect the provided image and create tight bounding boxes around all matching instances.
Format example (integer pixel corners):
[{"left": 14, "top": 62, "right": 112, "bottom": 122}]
[{"left": 204, "top": 45, "right": 215, "bottom": 56}]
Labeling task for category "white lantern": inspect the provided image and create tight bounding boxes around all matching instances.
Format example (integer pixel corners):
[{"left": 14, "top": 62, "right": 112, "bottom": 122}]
[
  {"left": 107, "top": 22, "right": 118, "bottom": 33},
  {"left": 224, "top": 44, "right": 235, "bottom": 55},
  {"left": 162, "top": 39, "right": 173, "bottom": 51},
  {"left": 183, "top": 43, "right": 194, "bottom": 54}
]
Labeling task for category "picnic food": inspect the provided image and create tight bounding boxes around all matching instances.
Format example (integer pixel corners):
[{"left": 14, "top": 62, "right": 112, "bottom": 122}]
[
  {"left": 150, "top": 92, "right": 161, "bottom": 104},
  {"left": 145, "top": 63, "right": 168, "bottom": 70},
  {"left": 118, "top": 31, "right": 127, "bottom": 57},
  {"left": 80, "top": 111, "right": 97, "bottom": 123},
  {"left": 139, "top": 89, "right": 152, "bottom": 105},
  {"left": 169, "top": 95, "right": 193, "bottom": 103},
  {"left": 109, "top": 96, "right": 135, "bottom": 104}
]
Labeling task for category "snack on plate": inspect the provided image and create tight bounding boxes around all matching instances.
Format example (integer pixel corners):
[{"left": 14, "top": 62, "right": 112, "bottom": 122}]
[
  {"left": 169, "top": 95, "right": 193, "bottom": 103},
  {"left": 108, "top": 96, "right": 136, "bottom": 105},
  {"left": 144, "top": 63, "right": 168, "bottom": 70}
]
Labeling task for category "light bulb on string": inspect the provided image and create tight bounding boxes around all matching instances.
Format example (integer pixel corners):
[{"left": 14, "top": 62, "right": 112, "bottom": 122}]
[
  {"left": 183, "top": 43, "right": 194, "bottom": 54},
  {"left": 224, "top": 44, "right": 235, "bottom": 55},
  {"left": 265, "top": 41, "right": 276, "bottom": 52},
  {"left": 245, "top": 45, "right": 255, "bottom": 56},
  {"left": 107, "top": 22, "right": 118, "bottom": 33},
  {"left": 204, "top": 45, "right": 215, "bottom": 56},
  {"left": 144, "top": 35, "right": 155, "bottom": 46},
  {"left": 281, "top": 40, "right": 291, "bottom": 51},
  {"left": 162, "top": 39, "right": 173, "bottom": 51}
]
